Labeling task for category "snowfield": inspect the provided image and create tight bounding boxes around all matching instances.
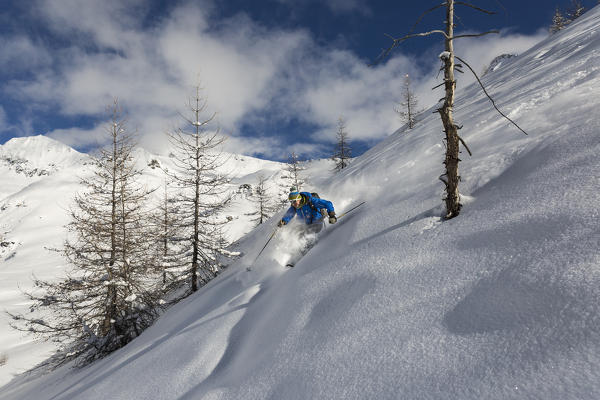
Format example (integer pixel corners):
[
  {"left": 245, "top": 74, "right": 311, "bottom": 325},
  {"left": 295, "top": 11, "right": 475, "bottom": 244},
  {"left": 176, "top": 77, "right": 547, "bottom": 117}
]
[{"left": 1, "top": 5, "right": 600, "bottom": 400}]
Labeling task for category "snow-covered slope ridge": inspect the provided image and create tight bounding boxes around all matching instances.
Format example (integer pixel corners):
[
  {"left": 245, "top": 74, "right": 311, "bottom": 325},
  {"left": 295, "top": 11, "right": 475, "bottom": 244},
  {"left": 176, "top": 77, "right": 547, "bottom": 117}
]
[
  {"left": 0, "top": 135, "right": 88, "bottom": 200},
  {"left": 2, "top": 6, "right": 600, "bottom": 400}
]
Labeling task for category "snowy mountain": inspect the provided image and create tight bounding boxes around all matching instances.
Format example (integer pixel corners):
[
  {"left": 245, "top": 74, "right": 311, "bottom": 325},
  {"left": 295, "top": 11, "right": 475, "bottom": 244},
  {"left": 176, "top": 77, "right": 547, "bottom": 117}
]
[
  {"left": 2, "top": 5, "right": 600, "bottom": 399},
  {"left": 0, "top": 135, "right": 290, "bottom": 387}
]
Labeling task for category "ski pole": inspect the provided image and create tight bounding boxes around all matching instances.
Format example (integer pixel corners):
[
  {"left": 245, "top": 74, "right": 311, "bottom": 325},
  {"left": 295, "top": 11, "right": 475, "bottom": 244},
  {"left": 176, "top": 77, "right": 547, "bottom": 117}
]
[
  {"left": 336, "top": 201, "right": 366, "bottom": 220},
  {"left": 253, "top": 226, "right": 279, "bottom": 264}
]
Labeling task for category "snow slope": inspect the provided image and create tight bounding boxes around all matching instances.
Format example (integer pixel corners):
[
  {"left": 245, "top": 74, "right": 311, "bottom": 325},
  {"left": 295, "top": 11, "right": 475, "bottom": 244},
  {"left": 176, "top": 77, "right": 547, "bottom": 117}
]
[
  {"left": 2, "top": 6, "right": 600, "bottom": 399},
  {"left": 0, "top": 136, "right": 287, "bottom": 387}
]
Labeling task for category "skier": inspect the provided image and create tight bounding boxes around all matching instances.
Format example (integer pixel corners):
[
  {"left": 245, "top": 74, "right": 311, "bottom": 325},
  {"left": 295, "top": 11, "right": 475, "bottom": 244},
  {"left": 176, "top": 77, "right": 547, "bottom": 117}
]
[{"left": 278, "top": 191, "right": 337, "bottom": 234}]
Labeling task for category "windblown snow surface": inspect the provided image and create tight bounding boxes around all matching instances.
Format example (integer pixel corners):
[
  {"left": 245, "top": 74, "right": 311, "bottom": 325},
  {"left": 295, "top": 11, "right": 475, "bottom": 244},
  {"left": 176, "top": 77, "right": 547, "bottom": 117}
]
[{"left": 2, "top": 7, "right": 600, "bottom": 400}]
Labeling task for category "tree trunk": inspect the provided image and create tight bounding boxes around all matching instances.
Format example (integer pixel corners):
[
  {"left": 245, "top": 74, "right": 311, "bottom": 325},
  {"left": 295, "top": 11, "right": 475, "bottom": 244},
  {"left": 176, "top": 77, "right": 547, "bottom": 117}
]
[
  {"left": 103, "top": 121, "right": 119, "bottom": 335},
  {"left": 191, "top": 91, "right": 201, "bottom": 292},
  {"left": 439, "top": 0, "right": 461, "bottom": 219}
]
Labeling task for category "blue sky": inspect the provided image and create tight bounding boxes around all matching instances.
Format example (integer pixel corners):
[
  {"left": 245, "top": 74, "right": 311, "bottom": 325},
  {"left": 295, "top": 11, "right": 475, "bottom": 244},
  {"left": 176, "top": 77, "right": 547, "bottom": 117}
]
[{"left": 0, "top": 0, "right": 592, "bottom": 160}]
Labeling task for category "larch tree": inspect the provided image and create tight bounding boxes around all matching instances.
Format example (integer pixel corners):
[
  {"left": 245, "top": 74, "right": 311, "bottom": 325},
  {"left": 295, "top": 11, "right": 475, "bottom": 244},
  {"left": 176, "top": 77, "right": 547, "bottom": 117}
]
[
  {"left": 280, "top": 152, "right": 306, "bottom": 204},
  {"left": 247, "top": 175, "right": 277, "bottom": 226},
  {"left": 164, "top": 84, "right": 231, "bottom": 292},
  {"left": 332, "top": 116, "right": 352, "bottom": 171},
  {"left": 566, "top": 0, "right": 586, "bottom": 21},
  {"left": 9, "top": 100, "right": 161, "bottom": 366},
  {"left": 150, "top": 178, "right": 187, "bottom": 294},
  {"left": 551, "top": 7, "right": 568, "bottom": 33},
  {"left": 394, "top": 74, "right": 423, "bottom": 129}
]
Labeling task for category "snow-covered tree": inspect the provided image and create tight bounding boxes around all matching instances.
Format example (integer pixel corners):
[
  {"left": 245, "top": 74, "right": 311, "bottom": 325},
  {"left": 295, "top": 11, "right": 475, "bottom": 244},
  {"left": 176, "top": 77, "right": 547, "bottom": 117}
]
[
  {"left": 9, "top": 100, "right": 161, "bottom": 366},
  {"left": 332, "top": 116, "right": 352, "bottom": 171},
  {"left": 164, "top": 84, "right": 231, "bottom": 292}
]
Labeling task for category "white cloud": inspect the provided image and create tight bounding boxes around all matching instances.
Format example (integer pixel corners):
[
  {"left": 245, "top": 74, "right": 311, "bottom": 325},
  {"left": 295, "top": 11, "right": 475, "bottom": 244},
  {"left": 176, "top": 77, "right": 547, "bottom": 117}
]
[
  {"left": 46, "top": 124, "right": 108, "bottom": 150},
  {"left": 0, "top": 106, "right": 7, "bottom": 132},
  {"left": 0, "top": 36, "right": 52, "bottom": 73},
  {"left": 223, "top": 135, "right": 286, "bottom": 159},
  {"left": 33, "top": 0, "right": 148, "bottom": 51},
  {"left": 4, "top": 1, "right": 548, "bottom": 159},
  {"left": 156, "top": 7, "right": 309, "bottom": 130}
]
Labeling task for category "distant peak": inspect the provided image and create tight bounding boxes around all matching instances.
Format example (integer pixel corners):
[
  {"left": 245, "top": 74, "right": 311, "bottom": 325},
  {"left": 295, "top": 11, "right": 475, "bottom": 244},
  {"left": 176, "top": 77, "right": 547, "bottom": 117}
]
[{"left": 2, "top": 135, "right": 78, "bottom": 153}]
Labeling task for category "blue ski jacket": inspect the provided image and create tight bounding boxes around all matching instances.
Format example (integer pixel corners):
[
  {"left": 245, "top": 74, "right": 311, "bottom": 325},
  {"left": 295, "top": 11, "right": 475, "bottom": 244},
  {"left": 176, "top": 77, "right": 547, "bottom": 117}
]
[{"left": 282, "top": 192, "right": 334, "bottom": 225}]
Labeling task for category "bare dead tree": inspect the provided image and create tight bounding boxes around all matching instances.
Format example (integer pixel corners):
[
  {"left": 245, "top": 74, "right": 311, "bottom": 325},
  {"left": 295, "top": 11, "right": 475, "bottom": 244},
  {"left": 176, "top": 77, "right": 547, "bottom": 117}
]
[
  {"left": 395, "top": 74, "right": 424, "bottom": 129},
  {"left": 8, "top": 100, "right": 161, "bottom": 366},
  {"left": 164, "top": 84, "right": 231, "bottom": 292},
  {"left": 332, "top": 116, "right": 352, "bottom": 171},
  {"left": 375, "top": 0, "right": 527, "bottom": 219}
]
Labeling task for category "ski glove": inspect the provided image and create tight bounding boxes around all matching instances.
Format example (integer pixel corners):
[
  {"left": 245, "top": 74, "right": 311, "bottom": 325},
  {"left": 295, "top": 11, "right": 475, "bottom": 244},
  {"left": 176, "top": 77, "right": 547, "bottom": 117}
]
[
  {"left": 278, "top": 219, "right": 287, "bottom": 227},
  {"left": 328, "top": 211, "right": 337, "bottom": 224}
]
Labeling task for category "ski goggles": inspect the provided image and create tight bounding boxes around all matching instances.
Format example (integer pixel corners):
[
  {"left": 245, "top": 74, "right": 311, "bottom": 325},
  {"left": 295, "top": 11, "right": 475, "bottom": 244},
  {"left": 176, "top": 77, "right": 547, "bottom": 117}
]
[{"left": 288, "top": 192, "right": 302, "bottom": 202}]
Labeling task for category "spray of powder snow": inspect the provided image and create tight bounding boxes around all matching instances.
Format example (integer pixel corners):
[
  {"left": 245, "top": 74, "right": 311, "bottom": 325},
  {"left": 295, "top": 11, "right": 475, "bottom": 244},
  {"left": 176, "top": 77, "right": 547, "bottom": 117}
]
[{"left": 268, "top": 220, "right": 320, "bottom": 267}]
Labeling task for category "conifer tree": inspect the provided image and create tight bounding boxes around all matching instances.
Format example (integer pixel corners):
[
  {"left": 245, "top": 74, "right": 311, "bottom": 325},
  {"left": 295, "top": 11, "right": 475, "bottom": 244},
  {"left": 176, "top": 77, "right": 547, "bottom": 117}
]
[
  {"left": 550, "top": 7, "right": 567, "bottom": 33},
  {"left": 9, "top": 100, "right": 161, "bottom": 365},
  {"left": 150, "top": 179, "right": 187, "bottom": 293},
  {"left": 247, "top": 175, "right": 276, "bottom": 226},
  {"left": 394, "top": 74, "right": 423, "bottom": 129},
  {"left": 164, "top": 84, "right": 231, "bottom": 292},
  {"left": 332, "top": 116, "right": 352, "bottom": 171},
  {"left": 566, "top": 0, "right": 585, "bottom": 21},
  {"left": 279, "top": 152, "right": 306, "bottom": 205},
  {"left": 285, "top": 152, "right": 305, "bottom": 191}
]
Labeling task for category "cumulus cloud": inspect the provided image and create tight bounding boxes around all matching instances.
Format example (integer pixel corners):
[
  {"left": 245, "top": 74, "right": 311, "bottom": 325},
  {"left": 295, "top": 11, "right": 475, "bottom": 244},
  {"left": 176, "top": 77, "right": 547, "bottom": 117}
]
[
  {"left": 1, "top": 0, "right": 548, "bottom": 159},
  {"left": 46, "top": 124, "right": 108, "bottom": 150},
  {"left": 0, "top": 36, "right": 52, "bottom": 74}
]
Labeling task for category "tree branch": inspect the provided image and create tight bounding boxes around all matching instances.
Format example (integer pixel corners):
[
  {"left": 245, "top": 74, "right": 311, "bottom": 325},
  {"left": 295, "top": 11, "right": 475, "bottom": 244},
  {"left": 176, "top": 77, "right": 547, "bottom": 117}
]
[
  {"left": 372, "top": 30, "right": 448, "bottom": 65},
  {"left": 455, "top": 2, "right": 496, "bottom": 14},
  {"left": 458, "top": 135, "right": 473, "bottom": 156},
  {"left": 409, "top": 3, "right": 446, "bottom": 34},
  {"left": 455, "top": 55, "right": 528, "bottom": 136},
  {"left": 452, "top": 30, "right": 500, "bottom": 39}
]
